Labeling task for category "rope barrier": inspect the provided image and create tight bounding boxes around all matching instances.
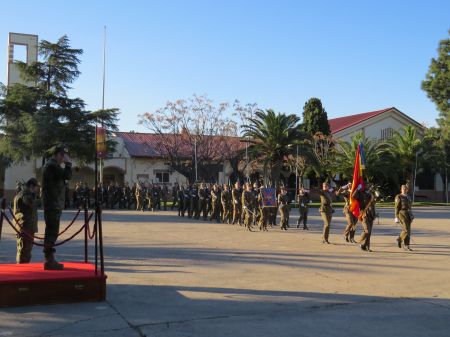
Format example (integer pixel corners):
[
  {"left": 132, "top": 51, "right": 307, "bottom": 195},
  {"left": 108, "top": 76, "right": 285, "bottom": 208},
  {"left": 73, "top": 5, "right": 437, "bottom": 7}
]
[
  {"left": 8, "top": 207, "right": 82, "bottom": 241},
  {"left": 2, "top": 210, "right": 94, "bottom": 248}
]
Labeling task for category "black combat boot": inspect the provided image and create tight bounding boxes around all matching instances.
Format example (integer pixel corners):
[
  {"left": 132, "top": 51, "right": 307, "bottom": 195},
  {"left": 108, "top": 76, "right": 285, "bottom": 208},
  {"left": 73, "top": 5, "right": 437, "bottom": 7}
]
[{"left": 44, "top": 250, "right": 64, "bottom": 270}]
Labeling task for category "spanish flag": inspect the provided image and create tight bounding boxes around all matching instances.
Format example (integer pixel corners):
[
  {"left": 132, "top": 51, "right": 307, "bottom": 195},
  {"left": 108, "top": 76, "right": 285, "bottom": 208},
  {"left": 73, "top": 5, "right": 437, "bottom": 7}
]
[
  {"left": 96, "top": 127, "right": 107, "bottom": 159},
  {"left": 349, "top": 143, "right": 365, "bottom": 218}
]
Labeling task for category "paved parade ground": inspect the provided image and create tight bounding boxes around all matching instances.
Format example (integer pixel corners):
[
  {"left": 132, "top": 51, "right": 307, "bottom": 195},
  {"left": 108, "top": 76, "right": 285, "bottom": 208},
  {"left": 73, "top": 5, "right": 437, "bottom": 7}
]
[{"left": 1, "top": 206, "right": 450, "bottom": 337}]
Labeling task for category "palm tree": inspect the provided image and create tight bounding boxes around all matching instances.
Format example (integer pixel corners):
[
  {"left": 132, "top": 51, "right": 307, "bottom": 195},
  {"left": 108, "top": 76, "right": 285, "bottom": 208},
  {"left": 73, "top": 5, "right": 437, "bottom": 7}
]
[
  {"left": 382, "top": 125, "right": 422, "bottom": 185},
  {"left": 335, "top": 131, "right": 397, "bottom": 188},
  {"left": 241, "top": 109, "right": 308, "bottom": 187}
]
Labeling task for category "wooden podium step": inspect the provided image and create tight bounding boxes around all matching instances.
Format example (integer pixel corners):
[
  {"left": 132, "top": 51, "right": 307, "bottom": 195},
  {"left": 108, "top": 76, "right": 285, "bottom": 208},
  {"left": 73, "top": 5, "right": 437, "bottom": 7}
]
[{"left": 0, "top": 262, "right": 106, "bottom": 307}]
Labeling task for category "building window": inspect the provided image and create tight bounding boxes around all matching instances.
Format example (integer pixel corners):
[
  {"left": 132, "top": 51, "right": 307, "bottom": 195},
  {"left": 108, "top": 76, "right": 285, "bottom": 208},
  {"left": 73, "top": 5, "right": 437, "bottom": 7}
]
[
  {"left": 155, "top": 171, "right": 170, "bottom": 183},
  {"left": 381, "top": 127, "right": 394, "bottom": 140}
]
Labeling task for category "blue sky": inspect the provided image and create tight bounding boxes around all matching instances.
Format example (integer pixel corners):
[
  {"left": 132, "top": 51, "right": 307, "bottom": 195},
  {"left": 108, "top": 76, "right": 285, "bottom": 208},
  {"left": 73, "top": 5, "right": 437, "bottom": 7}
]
[{"left": 1, "top": 0, "right": 449, "bottom": 132}]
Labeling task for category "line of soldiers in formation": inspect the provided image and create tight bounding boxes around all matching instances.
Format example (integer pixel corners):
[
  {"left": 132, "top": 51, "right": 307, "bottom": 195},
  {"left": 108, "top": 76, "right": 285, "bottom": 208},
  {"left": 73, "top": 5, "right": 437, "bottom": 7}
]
[
  {"left": 171, "top": 180, "right": 414, "bottom": 253},
  {"left": 70, "top": 179, "right": 414, "bottom": 253}
]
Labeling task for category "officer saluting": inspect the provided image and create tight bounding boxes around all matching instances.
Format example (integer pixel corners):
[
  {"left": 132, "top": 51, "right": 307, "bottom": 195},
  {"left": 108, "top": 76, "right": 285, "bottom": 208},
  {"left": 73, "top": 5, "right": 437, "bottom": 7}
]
[
  {"left": 395, "top": 184, "right": 414, "bottom": 251},
  {"left": 41, "top": 145, "right": 72, "bottom": 270}
]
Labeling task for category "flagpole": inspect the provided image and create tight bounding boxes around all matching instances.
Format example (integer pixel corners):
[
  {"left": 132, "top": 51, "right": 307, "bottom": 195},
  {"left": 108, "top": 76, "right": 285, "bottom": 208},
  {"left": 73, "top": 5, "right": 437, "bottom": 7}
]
[{"left": 99, "top": 25, "right": 106, "bottom": 184}]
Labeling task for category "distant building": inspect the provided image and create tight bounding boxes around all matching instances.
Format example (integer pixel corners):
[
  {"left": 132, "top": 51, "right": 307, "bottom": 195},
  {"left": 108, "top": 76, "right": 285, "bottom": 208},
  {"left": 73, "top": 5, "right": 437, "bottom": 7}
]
[{"left": 328, "top": 107, "right": 448, "bottom": 201}]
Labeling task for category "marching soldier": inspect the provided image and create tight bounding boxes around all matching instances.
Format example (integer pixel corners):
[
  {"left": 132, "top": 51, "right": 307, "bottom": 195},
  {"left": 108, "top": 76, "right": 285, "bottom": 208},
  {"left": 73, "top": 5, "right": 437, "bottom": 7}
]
[
  {"left": 336, "top": 182, "right": 358, "bottom": 242},
  {"left": 313, "top": 182, "right": 334, "bottom": 244},
  {"left": 242, "top": 182, "right": 255, "bottom": 231},
  {"left": 135, "top": 182, "right": 145, "bottom": 211},
  {"left": 14, "top": 178, "right": 39, "bottom": 264},
  {"left": 177, "top": 185, "right": 185, "bottom": 216},
  {"left": 162, "top": 184, "right": 169, "bottom": 211},
  {"left": 353, "top": 183, "right": 377, "bottom": 252},
  {"left": 296, "top": 187, "right": 310, "bottom": 230},
  {"left": 210, "top": 184, "right": 221, "bottom": 223},
  {"left": 231, "top": 182, "right": 242, "bottom": 225},
  {"left": 189, "top": 183, "right": 199, "bottom": 218},
  {"left": 252, "top": 182, "right": 262, "bottom": 226},
  {"left": 107, "top": 182, "right": 115, "bottom": 209},
  {"left": 395, "top": 184, "right": 414, "bottom": 251},
  {"left": 182, "top": 184, "right": 192, "bottom": 217},
  {"left": 221, "top": 184, "right": 233, "bottom": 224},
  {"left": 197, "top": 183, "right": 208, "bottom": 220},
  {"left": 258, "top": 186, "right": 270, "bottom": 231},
  {"left": 278, "top": 186, "right": 290, "bottom": 230},
  {"left": 124, "top": 182, "right": 132, "bottom": 209},
  {"left": 171, "top": 183, "right": 179, "bottom": 210}
]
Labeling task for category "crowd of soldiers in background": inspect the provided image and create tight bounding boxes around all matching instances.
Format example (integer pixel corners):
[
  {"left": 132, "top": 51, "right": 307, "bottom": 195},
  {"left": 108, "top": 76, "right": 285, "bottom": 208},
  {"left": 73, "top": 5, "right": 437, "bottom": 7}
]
[{"left": 172, "top": 181, "right": 293, "bottom": 232}]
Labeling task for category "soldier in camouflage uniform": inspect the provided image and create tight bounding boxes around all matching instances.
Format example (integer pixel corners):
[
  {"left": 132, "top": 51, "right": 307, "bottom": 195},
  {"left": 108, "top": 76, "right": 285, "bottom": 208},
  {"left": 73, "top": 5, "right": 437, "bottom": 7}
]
[
  {"left": 41, "top": 145, "right": 72, "bottom": 270},
  {"left": 336, "top": 183, "right": 357, "bottom": 242},
  {"left": 189, "top": 183, "right": 199, "bottom": 218},
  {"left": 14, "top": 178, "right": 39, "bottom": 264},
  {"left": 177, "top": 185, "right": 185, "bottom": 216},
  {"left": 135, "top": 182, "right": 145, "bottom": 211},
  {"left": 278, "top": 186, "right": 290, "bottom": 230},
  {"left": 296, "top": 187, "right": 310, "bottom": 230},
  {"left": 353, "top": 183, "right": 376, "bottom": 252},
  {"left": 221, "top": 184, "right": 233, "bottom": 224},
  {"left": 197, "top": 183, "right": 208, "bottom": 220},
  {"left": 258, "top": 187, "right": 271, "bottom": 231},
  {"left": 395, "top": 184, "right": 414, "bottom": 251},
  {"left": 183, "top": 184, "right": 192, "bottom": 217},
  {"left": 210, "top": 184, "right": 221, "bottom": 223},
  {"left": 162, "top": 184, "right": 169, "bottom": 211},
  {"left": 314, "top": 183, "right": 334, "bottom": 244},
  {"left": 171, "top": 183, "right": 179, "bottom": 210},
  {"left": 231, "top": 182, "right": 242, "bottom": 225},
  {"left": 242, "top": 183, "right": 255, "bottom": 231}
]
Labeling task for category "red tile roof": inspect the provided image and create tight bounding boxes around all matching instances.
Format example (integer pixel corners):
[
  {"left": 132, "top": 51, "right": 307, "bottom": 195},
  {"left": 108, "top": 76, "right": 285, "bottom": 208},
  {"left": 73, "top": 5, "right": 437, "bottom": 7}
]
[
  {"left": 328, "top": 107, "right": 394, "bottom": 133},
  {"left": 115, "top": 132, "right": 245, "bottom": 159}
]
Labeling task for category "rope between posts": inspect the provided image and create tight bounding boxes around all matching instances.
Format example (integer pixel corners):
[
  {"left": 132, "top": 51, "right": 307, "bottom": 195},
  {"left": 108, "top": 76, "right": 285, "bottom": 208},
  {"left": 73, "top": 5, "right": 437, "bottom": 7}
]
[
  {"left": 8, "top": 207, "right": 82, "bottom": 241},
  {"left": 2, "top": 210, "right": 94, "bottom": 248}
]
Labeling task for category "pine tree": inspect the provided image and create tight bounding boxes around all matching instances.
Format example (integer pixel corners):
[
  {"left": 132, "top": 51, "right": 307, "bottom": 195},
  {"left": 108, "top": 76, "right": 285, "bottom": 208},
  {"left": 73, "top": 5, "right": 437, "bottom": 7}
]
[
  {"left": 0, "top": 35, "right": 119, "bottom": 164},
  {"left": 301, "top": 98, "right": 331, "bottom": 136}
]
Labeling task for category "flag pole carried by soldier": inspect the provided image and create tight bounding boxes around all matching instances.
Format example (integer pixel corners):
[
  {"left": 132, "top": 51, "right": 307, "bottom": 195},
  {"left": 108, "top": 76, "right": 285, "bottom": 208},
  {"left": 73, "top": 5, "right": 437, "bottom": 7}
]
[{"left": 395, "top": 184, "right": 414, "bottom": 251}]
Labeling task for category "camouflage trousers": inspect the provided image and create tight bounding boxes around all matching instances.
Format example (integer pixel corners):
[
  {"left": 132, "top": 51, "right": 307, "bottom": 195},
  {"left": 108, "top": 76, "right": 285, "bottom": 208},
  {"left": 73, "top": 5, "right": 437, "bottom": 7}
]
[{"left": 17, "top": 227, "right": 35, "bottom": 264}]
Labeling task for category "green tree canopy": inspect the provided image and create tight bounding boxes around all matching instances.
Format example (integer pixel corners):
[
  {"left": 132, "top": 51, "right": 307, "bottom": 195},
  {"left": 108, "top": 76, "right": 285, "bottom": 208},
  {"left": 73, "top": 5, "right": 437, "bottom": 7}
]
[
  {"left": 241, "top": 109, "right": 309, "bottom": 186},
  {"left": 422, "top": 30, "right": 450, "bottom": 141},
  {"left": 301, "top": 98, "right": 331, "bottom": 136},
  {"left": 0, "top": 35, "right": 119, "bottom": 164}
]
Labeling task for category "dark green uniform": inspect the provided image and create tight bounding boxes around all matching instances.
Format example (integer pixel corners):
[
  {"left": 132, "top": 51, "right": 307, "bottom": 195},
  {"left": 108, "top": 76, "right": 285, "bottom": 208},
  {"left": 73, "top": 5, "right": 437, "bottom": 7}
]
[
  {"left": 198, "top": 186, "right": 208, "bottom": 220},
  {"left": 221, "top": 188, "right": 233, "bottom": 224},
  {"left": 355, "top": 189, "right": 376, "bottom": 251},
  {"left": 317, "top": 189, "right": 334, "bottom": 243},
  {"left": 395, "top": 193, "right": 414, "bottom": 249},
  {"left": 296, "top": 192, "right": 310, "bottom": 230},
  {"left": 242, "top": 189, "right": 255, "bottom": 230},
  {"left": 278, "top": 192, "right": 290, "bottom": 230},
  {"left": 42, "top": 158, "right": 72, "bottom": 257},
  {"left": 210, "top": 188, "right": 221, "bottom": 223},
  {"left": 336, "top": 188, "right": 358, "bottom": 242},
  {"left": 14, "top": 187, "right": 38, "bottom": 263},
  {"left": 232, "top": 187, "right": 242, "bottom": 225}
]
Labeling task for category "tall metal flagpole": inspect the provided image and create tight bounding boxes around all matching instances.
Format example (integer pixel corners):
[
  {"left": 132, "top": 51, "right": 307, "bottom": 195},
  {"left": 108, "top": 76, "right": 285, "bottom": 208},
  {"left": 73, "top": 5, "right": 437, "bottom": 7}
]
[
  {"left": 100, "top": 25, "right": 106, "bottom": 184},
  {"left": 295, "top": 145, "right": 299, "bottom": 206},
  {"left": 194, "top": 138, "right": 198, "bottom": 182}
]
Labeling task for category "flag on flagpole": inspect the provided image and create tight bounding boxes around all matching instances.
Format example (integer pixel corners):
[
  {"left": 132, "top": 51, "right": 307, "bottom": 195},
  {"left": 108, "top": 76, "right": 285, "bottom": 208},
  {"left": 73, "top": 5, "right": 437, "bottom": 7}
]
[
  {"left": 349, "top": 143, "right": 365, "bottom": 218},
  {"left": 96, "top": 127, "right": 107, "bottom": 159}
]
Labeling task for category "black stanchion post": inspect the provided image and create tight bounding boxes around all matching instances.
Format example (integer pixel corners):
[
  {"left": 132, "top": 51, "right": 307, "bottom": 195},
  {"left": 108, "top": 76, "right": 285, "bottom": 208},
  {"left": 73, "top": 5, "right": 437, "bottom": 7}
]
[
  {"left": 98, "top": 205, "right": 104, "bottom": 275},
  {"left": 95, "top": 207, "right": 98, "bottom": 275},
  {"left": 84, "top": 199, "right": 88, "bottom": 263},
  {"left": 0, "top": 199, "right": 5, "bottom": 241}
]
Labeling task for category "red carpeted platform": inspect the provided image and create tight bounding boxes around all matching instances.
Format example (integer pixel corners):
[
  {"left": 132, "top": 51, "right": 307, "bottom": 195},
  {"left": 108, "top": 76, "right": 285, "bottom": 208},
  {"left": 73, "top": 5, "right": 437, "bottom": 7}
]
[{"left": 0, "top": 262, "right": 106, "bottom": 307}]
